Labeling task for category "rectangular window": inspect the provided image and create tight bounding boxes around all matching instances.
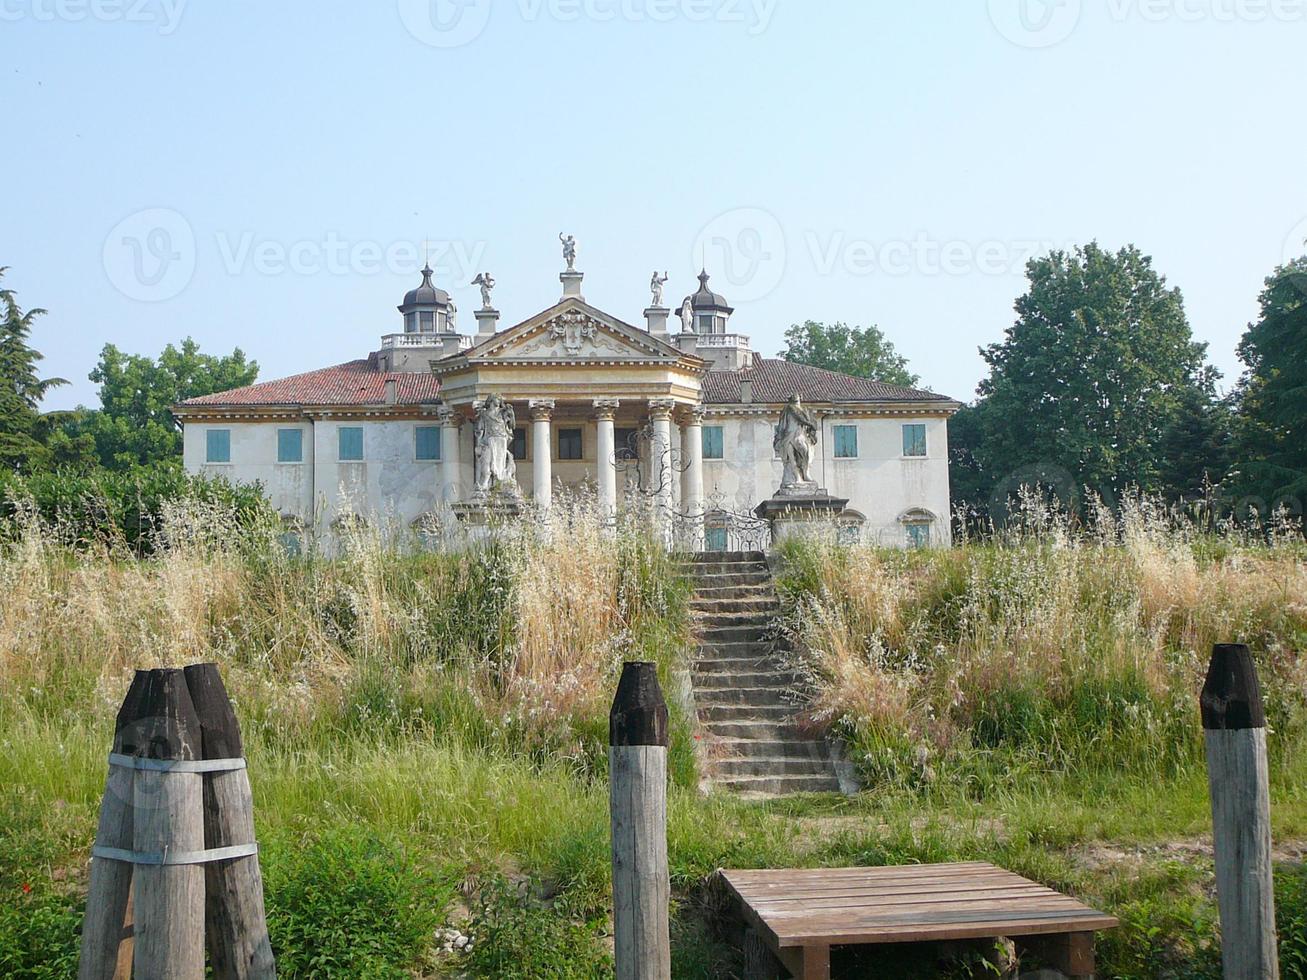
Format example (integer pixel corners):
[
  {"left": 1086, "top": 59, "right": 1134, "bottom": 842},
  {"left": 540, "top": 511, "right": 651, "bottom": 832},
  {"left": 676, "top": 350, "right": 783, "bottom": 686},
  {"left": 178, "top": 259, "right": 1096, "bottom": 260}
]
[
  {"left": 906, "top": 523, "right": 931, "bottom": 549},
  {"left": 903, "top": 423, "right": 927, "bottom": 457},
  {"left": 277, "top": 428, "right": 303, "bottom": 463},
  {"left": 510, "top": 428, "right": 527, "bottom": 461},
  {"left": 419, "top": 311, "right": 434, "bottom": 332},
  {"left": 205, "top": 429, "right": 231, "bottom": 464},
  {"left": 415, "top": 425, "right": 441, "bottom": 461},
  {"left": 338, "top": 426, "right": 364, "bottom": 461},
  {"left": 558, "top": 427, "right": 583, "bottom": 461},
  {"left": 702, "top": 425, "right": 724, "bottom": 460},
  {"left": 833, "top": 424, "right": 859, "bottom": 459}
]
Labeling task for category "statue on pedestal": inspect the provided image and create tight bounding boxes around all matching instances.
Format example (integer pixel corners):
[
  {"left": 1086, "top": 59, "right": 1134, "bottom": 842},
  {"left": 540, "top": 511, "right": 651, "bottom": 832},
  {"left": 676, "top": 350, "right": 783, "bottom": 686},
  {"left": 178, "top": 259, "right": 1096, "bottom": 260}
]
[
  {"left": 472, "top": 272, "right": 496, "bottom": 310},
  {"left": 473, "top": 394, "right": 518, "bottom": 496},
  {"left": 650, "top": 270, "right": 668, "bottom": 308},
  {"left": 679, "top": 297, "right": 694, "bottom": 334},
  {"left": 559, "top": 233, "right": 578, "bottom": 271},
  {"left": 774, "top": 394, "right": 820, "bottom": 492}
]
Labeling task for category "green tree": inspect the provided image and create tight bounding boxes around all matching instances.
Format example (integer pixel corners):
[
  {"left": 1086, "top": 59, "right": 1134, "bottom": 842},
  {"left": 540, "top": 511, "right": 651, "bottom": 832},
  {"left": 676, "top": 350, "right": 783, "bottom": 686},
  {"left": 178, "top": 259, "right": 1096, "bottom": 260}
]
[
  {"left": 778, "top": 321, "right": 919, "bottom": 387},
  {"left": 0, "top": 268, "right": 67, "bottom": 472},
  {"left": 1232, "top": 257, "right": 1307, "bottom": 508},
  {"left": 964, "top": 243, "right": 1215, "bottom": 511},
  {"left": 79, "top": 339, "right": 258, "bottom": 469}
]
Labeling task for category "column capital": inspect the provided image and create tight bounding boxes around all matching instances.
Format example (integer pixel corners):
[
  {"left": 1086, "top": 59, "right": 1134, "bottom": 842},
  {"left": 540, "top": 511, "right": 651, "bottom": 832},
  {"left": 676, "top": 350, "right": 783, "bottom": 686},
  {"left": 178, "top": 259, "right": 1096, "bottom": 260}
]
[
  {"left": 680, "top": 404, "right": 707, "bottom": 426},
  {"left": 593, "top": 398, "right": 621, "bottom": 421},
  {"left": 529, "top": 399, "right": 556, "bottom": 422},
  {"left": 647, "top": 398, "right": 676, "bottom": 422},
  {"left": 437, "top": 406, "right": 464, "bottom": 428}
]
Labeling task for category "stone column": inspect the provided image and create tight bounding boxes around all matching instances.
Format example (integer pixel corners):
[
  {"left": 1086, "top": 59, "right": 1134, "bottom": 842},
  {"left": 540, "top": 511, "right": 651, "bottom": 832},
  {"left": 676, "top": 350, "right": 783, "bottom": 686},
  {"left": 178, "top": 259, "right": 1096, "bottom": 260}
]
[
  {"left": 648, "top": 399, "right": 676, "bottom": 523},
  {"left": 439, "top": 408, "right": 464, "bottom": 504},
  {"left": 594, "top": 399, "right": 620, "bottom": 525},
  {"left": 530, "top": 400, "right": 555, "bottom": 511},
  {"left": 681, "top": 405, "right": 706, "bottom": 548}
]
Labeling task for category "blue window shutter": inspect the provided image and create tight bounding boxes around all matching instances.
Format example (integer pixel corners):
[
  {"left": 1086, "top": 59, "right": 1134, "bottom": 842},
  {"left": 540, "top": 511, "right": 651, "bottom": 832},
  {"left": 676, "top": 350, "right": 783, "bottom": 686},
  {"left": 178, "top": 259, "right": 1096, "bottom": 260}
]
[
  {"left": 702, "top": 426, "right": 724, "bottom": 460},
  {"left": 833, "top": 425, "right": 858, "bottom": 459},
  {"left": 338, "top": 427, "right": 364, "bottom": 461},
  {"left": 206, "top": 429, "right": 231, "bottom": 463},
  {"left": 415, "top": 426, "right": 441, "bottom": 461},
  {"left": 277, "top": 428, "right": 303, "bottom": 463},
  {"left": 903, "top": 424, "right": 927, "bottom": 457}
]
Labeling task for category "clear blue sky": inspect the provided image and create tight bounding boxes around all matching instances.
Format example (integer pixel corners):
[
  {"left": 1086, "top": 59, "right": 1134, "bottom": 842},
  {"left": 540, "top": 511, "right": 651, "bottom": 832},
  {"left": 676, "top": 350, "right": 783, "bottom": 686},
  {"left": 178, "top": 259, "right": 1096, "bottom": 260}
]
[{"left": 2, "top": 0, "right": 1303, "bottom": 410}]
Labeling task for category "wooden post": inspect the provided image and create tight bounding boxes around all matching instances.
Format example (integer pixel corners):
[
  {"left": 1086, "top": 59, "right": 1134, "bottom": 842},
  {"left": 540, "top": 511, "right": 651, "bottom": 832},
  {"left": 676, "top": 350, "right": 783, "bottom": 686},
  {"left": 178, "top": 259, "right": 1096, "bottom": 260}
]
[
  {"left": 130, "top": 668, "right": 207, "bottom": 980},
  {"left": 184, "top": 664, "right": 276, "bottom": 979},
  {"left": 79, "top": 672, "right": 148, "bottom": 980},
  {"left": 1202, "top": 643, "right": 1280, "bottom": 980},
  {"left": 609, "top": 662, "right": 672, "bottom": 980}
]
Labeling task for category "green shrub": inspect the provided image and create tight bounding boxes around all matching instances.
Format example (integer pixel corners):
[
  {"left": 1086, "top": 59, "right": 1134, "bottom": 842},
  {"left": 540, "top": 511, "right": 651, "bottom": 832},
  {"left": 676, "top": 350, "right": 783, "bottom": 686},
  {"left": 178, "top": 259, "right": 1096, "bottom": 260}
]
[
  {"left": 461, "top": 875, "right": 612, "bottom": 979},
  {"left": 1280, "top": 863, "right": 1307, "bottom": 979},
  {"left": 262, "top": 828, "right": 446, "bottom": 978},
  {"left": 0, "top": 888, "right": 81, "bottom": 979}
]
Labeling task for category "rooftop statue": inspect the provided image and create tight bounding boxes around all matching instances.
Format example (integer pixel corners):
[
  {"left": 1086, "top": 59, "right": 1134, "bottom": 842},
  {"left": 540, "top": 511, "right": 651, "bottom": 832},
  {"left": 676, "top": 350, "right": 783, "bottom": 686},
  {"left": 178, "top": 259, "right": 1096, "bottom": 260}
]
[
  {"left": 559, "top": 233, "right": 578, "bottom": 271},
  {"left": 774, "top": 394, "right": 820, "bottom": 492},
  {"left": 472, "top": 272, "right": 496, "bottom": 310},
  {"left": 679, "top": 297, "right": 694, "bottom": 334},
  {"left": 650, "top": 270, "right": 668, "bottom": 308}
]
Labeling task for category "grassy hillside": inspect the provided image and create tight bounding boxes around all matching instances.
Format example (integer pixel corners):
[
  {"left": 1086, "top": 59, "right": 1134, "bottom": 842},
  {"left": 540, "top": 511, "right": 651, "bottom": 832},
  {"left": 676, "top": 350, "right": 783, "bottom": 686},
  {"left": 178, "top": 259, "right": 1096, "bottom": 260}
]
[{"left": 0, "top": 498, "right": 1304, "bottom": 978}]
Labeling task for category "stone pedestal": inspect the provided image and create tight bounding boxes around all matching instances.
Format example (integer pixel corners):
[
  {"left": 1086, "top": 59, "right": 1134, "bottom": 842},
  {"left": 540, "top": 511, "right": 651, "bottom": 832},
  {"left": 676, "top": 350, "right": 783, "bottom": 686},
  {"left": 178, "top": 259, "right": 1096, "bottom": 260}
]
[
  {"left": 754, "top": 490, "right": 849, "bottom": 547},
  {"left": 450, "top": 494, "right": 525, "bottom": 544},
  {"left": 560, "top": 270, "right": 584, "bottom": 301},
  {"left": 475, "top": 307, "right": 500, "bottom": 338},
  {"left": 644, "top": 306, "right": 669, "bottom": 338}
]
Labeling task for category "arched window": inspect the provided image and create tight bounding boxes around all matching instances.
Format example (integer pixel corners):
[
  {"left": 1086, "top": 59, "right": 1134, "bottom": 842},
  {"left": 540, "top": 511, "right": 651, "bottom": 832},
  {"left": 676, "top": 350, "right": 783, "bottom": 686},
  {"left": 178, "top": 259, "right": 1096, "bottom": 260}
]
[
  {"left": 898, "top": 508, "right": 937, "bottom": 549},
  {"left": 836, "top": 509, "right": 866, "bottom": 546}
]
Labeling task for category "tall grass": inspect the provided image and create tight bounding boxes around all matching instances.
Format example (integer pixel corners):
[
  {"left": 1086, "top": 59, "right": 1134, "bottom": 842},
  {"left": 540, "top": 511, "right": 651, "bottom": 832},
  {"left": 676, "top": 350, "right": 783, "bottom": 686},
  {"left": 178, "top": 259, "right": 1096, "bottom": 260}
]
[{"left": 773, "top": 494, "right": 1307, "bottom": 794}]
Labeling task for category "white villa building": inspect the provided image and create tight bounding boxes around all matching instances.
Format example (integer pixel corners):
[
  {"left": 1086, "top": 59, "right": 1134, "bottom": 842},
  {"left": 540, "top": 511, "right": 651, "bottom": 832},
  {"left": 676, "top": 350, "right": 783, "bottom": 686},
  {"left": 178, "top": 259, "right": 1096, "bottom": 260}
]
[{"left": 175, "top": 246, "right": 961, "bottom": 549}]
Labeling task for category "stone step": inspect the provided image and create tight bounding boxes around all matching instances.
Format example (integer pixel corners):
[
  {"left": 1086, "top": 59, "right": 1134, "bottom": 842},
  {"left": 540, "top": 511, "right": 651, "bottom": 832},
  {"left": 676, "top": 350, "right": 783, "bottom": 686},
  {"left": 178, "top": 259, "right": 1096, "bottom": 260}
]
[
  {"left": 692, "top": 584, "right": 776, "bottom": 599},
  {"left": 694, "top": 655, "right": 786, "bottom": 674},
  {"left": 690, "top": 572, "right": 772, "bottom": 588},
  {"left": 699, "top": 625, "right": 770, "bottom": 644},
  {"left": 691, "top": 563, "right": 770, "bottom": 578},
  {"left": 707, "top": 773, "right": 843, "bottom": 796},
  {"left": 699, "top": 703, "right": 801, "bottom": 722},
  {"left": 706, "top": 737, "right": 833, "bottom": 760},
  {"left": 702, "top": 718, "right": 808, "bottom": 739},
  {"left": 712, "top": 756, "right": 835, "bottom": 778},
  {"left": 695, "top": 611, "right": 776, "bottom": 626},
  {"left": 691, "top": 551, "right": 767, "bottom": 564},
  {"left": 691, "top": 598, "right": 780, "bottom": 615},
  {"left": 696, "top": 686, "right": 797, "bottom": 708},
  {"left": 693, "top": 669, "right": 804, "bottom": 689}
]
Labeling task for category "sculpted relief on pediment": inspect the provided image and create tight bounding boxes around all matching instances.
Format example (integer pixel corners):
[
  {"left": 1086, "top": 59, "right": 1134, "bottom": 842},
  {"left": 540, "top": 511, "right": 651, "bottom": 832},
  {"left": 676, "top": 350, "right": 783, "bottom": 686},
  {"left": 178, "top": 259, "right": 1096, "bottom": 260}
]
[{"left": 501, "top": 313, "right": 654, "bottom": 359}]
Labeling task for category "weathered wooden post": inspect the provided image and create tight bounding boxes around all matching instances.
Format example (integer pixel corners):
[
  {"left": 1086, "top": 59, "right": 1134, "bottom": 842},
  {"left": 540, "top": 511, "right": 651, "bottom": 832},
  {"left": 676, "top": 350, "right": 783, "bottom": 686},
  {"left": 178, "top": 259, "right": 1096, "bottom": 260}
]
[
  {"left": 609, "top": 662, "right": 672, "bottom": 980},
  {"left": 79, "top": 672, "right": 148, "bottom": 980},
  {"left": 185, "top": 663, "right": 276, "bottom": 979},
  {"left": 1202, "top": 643, "right": 1280, "bottom": 980},
  {"left": 78, "top": 666, "right": 275, "bottom": 980}
]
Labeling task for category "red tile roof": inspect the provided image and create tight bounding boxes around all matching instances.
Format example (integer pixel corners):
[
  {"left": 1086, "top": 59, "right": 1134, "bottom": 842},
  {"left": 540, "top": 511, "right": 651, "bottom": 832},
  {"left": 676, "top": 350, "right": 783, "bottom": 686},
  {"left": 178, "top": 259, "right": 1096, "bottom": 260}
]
[
  {"left": 177, "top": 356, "right": 442, "bottom": 408},
  {"left": 703, "top": 357, "right": 954, "bottom": 405}
]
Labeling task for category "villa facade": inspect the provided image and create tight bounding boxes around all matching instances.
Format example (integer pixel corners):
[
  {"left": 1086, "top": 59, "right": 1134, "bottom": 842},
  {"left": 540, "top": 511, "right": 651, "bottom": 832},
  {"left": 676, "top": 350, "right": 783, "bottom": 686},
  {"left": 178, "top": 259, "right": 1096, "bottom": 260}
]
[{"left": 174, "top": 247, "right": 961, "bottom": 549}]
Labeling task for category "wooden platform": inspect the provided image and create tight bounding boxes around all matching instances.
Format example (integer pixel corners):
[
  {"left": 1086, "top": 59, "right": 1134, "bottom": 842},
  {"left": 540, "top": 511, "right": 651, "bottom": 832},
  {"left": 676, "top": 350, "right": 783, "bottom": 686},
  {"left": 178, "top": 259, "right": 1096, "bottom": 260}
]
[{"left": 721, "top": 861, "right": 1119, "bottom": 979}]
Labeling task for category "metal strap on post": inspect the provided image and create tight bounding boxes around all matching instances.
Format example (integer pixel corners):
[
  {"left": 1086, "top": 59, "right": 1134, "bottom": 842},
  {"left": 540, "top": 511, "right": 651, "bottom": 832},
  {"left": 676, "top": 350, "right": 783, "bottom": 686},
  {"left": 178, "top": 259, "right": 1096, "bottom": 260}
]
[
  {"left": 91, "top": 842, "right": 259, "bottom": 866},
  {"left": 108, "top": 753, "right": 247, "bottom": 773}
]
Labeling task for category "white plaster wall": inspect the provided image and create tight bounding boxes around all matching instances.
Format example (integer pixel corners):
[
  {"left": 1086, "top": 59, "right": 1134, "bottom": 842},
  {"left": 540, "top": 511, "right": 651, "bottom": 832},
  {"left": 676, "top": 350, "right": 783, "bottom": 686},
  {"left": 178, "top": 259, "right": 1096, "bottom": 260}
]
[{"left": 700, "top": 414, "right": 953, "bottom": 547}]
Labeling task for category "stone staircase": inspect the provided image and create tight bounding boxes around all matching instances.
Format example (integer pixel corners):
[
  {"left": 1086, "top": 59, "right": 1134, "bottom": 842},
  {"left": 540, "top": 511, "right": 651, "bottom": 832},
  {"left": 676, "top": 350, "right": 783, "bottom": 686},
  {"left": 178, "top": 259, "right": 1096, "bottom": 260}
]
[{"left": 688, "top": 551, "right": 846, "bottom": 797}]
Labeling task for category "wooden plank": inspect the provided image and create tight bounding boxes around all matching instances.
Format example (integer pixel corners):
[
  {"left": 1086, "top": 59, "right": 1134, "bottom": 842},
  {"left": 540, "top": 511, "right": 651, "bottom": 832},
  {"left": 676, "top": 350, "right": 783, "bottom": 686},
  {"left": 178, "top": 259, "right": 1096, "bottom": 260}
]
[
  {"left": 752, "top": 889, "right": 1089, "bottom": 915},
  {"left": 746, "top": 882, "right": 1057, "bottom": 907},
  {"left": 731, "top": 870, "right": 1028, "bottom": 897},
  {"left": 772, "top": 908, "right": 1119, "bottom": 947},
  {"left": 1018, "top": 932, "right": 1096, "bottom": 979}
]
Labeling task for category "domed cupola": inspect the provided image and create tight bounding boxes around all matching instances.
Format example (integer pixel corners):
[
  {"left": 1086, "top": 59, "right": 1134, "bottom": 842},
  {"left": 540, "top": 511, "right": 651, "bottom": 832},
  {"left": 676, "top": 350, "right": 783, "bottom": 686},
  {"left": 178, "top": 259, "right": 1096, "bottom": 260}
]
[
  {"left": 683, "top": 270, "right": 734, "bottom": 335},
  {"left": 398, "top": 264, "right": 455, "bottom": 334}
]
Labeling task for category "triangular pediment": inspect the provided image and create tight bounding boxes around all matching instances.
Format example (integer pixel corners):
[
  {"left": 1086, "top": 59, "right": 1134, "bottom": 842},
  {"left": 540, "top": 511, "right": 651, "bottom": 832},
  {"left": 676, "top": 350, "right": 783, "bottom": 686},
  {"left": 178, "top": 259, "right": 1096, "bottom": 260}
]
[{"left": 464, "top": 299, "right": 688, "bottom": 363}]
